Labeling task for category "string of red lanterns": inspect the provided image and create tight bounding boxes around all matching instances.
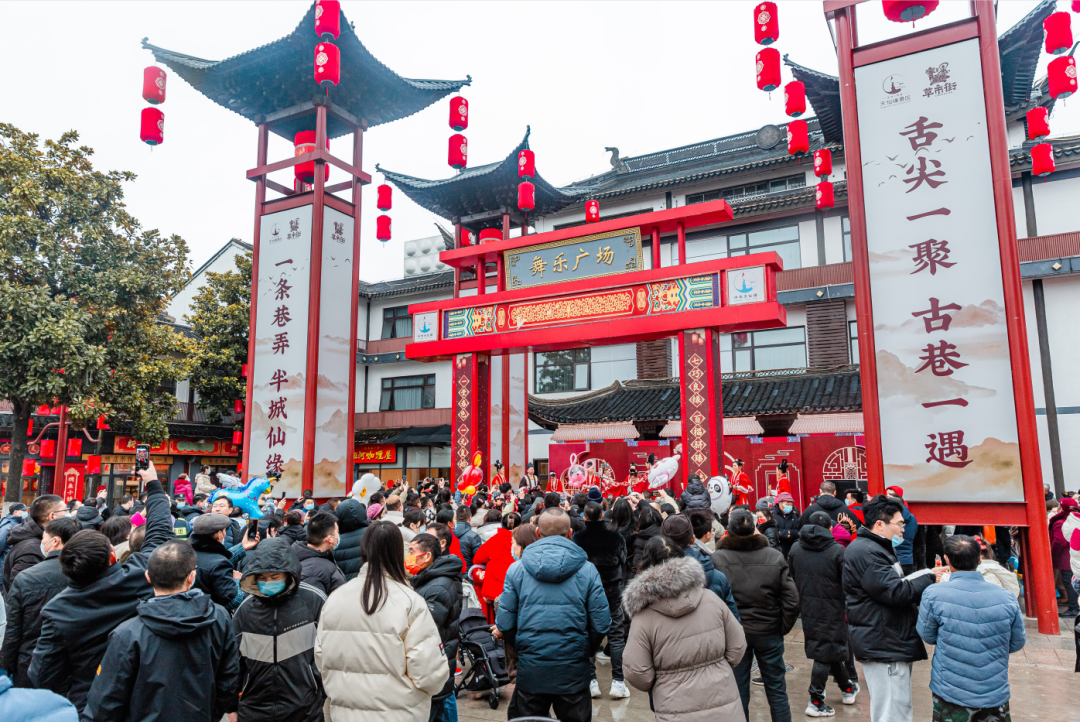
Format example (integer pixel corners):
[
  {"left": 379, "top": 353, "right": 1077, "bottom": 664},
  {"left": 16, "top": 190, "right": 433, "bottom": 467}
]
[
  {"left": 139, "top": 65, "right": 167, "bottom": 146},
  {"left": 585, "top": 199, "right": 600, "bottom": 223},
  {"left": 315, "top": 0, "right": 341, "bottom": 41},
  {"left": 1030, "top": 8, "right": 1076, "bottom": 179}
]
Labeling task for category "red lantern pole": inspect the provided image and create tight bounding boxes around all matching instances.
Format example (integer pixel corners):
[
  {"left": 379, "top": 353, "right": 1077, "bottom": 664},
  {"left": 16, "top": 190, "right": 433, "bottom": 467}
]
[{"left": 53, "top": 406, "right": 68, "bottom": 496}]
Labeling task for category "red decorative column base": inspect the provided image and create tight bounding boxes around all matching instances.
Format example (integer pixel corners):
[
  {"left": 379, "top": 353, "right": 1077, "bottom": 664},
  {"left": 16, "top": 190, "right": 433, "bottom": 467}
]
[
  {"left": 679, "top": 328, "right": 725, "bottom": 491},
  {"left": 452, "top": 353, "right": 491, "bottom": 486}
]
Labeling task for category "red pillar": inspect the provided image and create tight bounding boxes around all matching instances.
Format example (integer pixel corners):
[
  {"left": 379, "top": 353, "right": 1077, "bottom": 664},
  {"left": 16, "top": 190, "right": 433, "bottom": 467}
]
[
  {"left": 677, "top": 221, "right": 686, "bottom": 266},
  {"left": 678, "top": 328, "right": 724, "bottom": 496},
  {"left": 53, "top": 406, "right": 69, "bottom": 497},
  {"left": 452, "top": 353, "right": 491, "bottom": 485},
  {"left": 651, "top": 226, "right": 661, "bottom": 269}
]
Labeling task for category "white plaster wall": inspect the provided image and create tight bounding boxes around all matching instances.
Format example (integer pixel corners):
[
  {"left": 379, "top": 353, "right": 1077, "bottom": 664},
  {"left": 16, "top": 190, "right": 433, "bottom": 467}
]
[
  {"left": 357, "top": 298, "right": 369, "bottom": 345},
  {"left": 1006, "top": 119, "right": 1026, "bottom": 150},
  {"left": 362, "top": 359, "right": 452, "bottom": 412},
  {"left": 1011, "top": 185, "right": 1026, "bottom": 239},
  {"left": 167, "top": 240, "right": 250, "bottom": 321},
  {"left": 1030, "top": 176, "right": 1080, "bottom": 236},
  {"left": 796, "top": 219, "right": 815, "bottom": 269},
  {"left": 528, "top": 423, "right": 554, "bottom": 463},
  {"left": 822, "top": 215, "right": 845, "bottom": 265}
]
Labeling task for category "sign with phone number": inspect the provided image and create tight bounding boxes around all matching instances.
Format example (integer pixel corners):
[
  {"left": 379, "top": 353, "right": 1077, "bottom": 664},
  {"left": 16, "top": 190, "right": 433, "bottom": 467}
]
[{"left": 354, "top": 444, "right": 396, "bottom": 463}]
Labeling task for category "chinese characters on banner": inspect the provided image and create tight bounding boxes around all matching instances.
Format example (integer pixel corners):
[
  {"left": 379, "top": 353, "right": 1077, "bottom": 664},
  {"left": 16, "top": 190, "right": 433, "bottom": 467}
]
[
  {"left": 248, "top": 206, "right": 312, "bottom": 495},
  {"left": 505, "top": 227, "right": 644, "bottom": 290},
  {"left": 353, "top": 444, "right": 396, "bottom": 464},
  {"left": 312, "top": 208, "right": 356, "bottom": 497},
  {"left": 855, "top": 40, "right": 1022, "bottom": 501}
]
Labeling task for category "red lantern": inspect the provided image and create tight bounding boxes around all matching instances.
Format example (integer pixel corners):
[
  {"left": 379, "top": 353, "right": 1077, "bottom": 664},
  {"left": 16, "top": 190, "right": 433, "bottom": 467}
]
[
  {"left": 66, "top": 439, "right": 82, "bottom": 458},
  {"left": 35, "top": 405, "right": 50, "bottom": 416},
  {"left": 27, "top": 419, "right": 32, "bottom": 435},
  {"left": 518, "top": 149, "right": 535, "bottom": 179},
  {"left": 787, "top": 120, "right": 809, "bottom": 156},
  {"left": 816, "top": 181, "right": 835, "bottom": 210},
  {"left": 96, "top": 416, "right": 109, "bottom": 431},
  {"left": 315, "top": 0, "right": 341, "bottom": 40},
  {"left": 1049, "top": 56, "right": 1077, "bottom": 99},
  {"left": 754, "top": 2, "right": 779, "bottom": 45},
  {"left": 814, "top": 149, "right": 833, "bottom": 178},
  {"left": 882, "top": 1, "right": 939, "bottom": 23},
  {"left": 142, "top": 66, "right": 166, "bottom": 105},
  {"left": 377, "top": 184, "right": 392, "bottom": 211},
  {"left": 232, "top": 430, "right": 243, "bottom": 445},
  {"left": 448, "top": 134, "right": 468, "bottom": 169},
  {"left": 1074, "top": 1, "right": 1080, "bottom": 12},
  {"left": 478, "top": 229, "right": 502, "bottom": 244},
  {"left": 449, "top": 96, "right": 469, "bottom": 132},
  {"left": 585, "top": 200, "right": 600, "bottom": 223},
  {"left": 140, "top": 107, "right": 164, "bottom": 146},
  {"left": 784, "top": 81, "right": 806, "bottom": 118},
  {"left": 234, "top": 399, "right": 243, "bottom": 414},
  {"left": 41, "top": 439, "right": 56, "bottom": 459},
  {"left": 756, "top": 48, "right": 781, "bottom": 92},
  {"left": 1045, "top": 12, "right": 1073, "bottom": 55},
  {"left": 87, "top": 456, "right": 102, "bottom": 475},
  {"left": 241, "top": 363, "right": 248, "bottom": 378},
  {"left": 1032, "top": 143, "right": 1055, "bottom": 178},
  {"left": 377, "top": 214, "right": 392, "bottom": 241},
  {"left": 518, "top": 182, "right": 535, "bottom": 213},
  {"left": 314, "top": 42, "right": 340, "bottom": 87},
  {"left": 22, "top": 459, "right": 36, "bottom": 476},
  {"left": 1027, "top": 107, "right": 1051, "bottom": 140},
  {"left": 294, "top": 130, "right": 329, "bottom": 184}
]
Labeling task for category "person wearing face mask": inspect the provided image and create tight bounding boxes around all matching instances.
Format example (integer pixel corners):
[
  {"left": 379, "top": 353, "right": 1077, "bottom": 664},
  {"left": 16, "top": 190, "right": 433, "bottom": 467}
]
[
  {"left": 292, "top": 511, "right": 346, "bottom": 597},
  {"left": 772, "top": 492, "right": 800, "bottom": 560},
  {"left": 232, "top": 536, "right": 328, "bottom": 722},
  {"left": 190, "top": 514, "right": 251, "bottom": 613},
  {"left": 3, "top": 495, "right": 67, "bottom": 592},
  {"left": 408, "top": 533, "right": 463, "bottom": 722},
  {"left": 843, "top": 495, "right": 945, "bottom": 722},
  {"left": 2, "top": 516, "right": 80, "bottom": 687}
]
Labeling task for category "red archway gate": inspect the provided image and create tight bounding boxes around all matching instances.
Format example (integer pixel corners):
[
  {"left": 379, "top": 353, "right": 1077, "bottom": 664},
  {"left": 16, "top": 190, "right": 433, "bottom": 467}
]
[{"left": 406, "top": 200, "right": 787, "bottom": 492}]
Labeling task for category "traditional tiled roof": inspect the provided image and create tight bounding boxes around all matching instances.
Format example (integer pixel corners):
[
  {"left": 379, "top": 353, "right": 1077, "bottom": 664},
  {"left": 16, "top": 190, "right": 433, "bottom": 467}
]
[
  {"left": 784, "top": 57, "right": 843, "bottom": 144},
  {"left": 730, "top": 179, "right": 847, "bottom": 217},
  {"left": 1009, "top": 136, "right": 1080, "bottom": 168},
  {"left": 359, "top": 271, "right": 454, "bottom": 299},
  {"left": 529, "top": 366, "right": 862, "bottom": 429},
  {"left": 378, "top": 128, "right": 596, "bottom": 223},
  {"left": 142, "top": 2, "right": 469, "bottom": 139}
]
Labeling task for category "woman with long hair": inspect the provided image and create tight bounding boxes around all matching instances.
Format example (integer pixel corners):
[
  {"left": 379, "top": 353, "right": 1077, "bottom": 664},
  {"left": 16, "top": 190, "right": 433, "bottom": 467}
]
[
  {"left": 315, "top": 522, "right": 449, "bottom": 722},
  {"left": 623, "top": 535, "right": 746, "bottom": 722},
  {"left": 629, "top": 504, "right": 665, "bottom": 579}
]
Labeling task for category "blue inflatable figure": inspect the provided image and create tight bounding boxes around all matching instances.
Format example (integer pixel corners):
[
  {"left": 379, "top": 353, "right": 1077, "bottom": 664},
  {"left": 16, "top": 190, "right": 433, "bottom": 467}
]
[{"left": 211, "top": 475, "right": 272, "bottom": 519}]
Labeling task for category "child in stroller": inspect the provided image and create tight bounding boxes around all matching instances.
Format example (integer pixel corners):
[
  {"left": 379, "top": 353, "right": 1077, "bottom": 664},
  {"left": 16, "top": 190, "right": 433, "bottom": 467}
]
[{"left": 456, "top": 606, "right": 510, "bottom": 709}]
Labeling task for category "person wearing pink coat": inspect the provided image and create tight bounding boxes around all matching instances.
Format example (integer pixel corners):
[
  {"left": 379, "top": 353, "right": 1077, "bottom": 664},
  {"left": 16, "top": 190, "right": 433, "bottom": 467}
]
[{"left": 173, "top": 473, "right": 193, "bottom": 505}]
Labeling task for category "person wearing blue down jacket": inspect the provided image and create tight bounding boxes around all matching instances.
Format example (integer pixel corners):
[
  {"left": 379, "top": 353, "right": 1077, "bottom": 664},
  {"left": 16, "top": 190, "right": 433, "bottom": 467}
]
[
  {"left": 916, "top": 534, "right": 1025, "bottom": 722},
  {"left": 495, "top": 507, "right": 611, "bottom": 722}
]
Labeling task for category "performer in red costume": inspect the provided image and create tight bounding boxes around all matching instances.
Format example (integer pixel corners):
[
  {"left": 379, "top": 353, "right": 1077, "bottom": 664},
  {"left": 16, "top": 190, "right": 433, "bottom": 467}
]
[
  {"left": 547, "top": 470, "right": 565, "bottom": 495},
  {"left": 629, "top": 463, "right": 650, "bottom": 495},
  {"left": 730, "top": 458, "right": 752, "bottom": 508},
  {"left": 491, "top": 460, "right": 507, "bottom": 492},
  {"left": 773, "top": 459, "right": 792, "bottom": 498}
]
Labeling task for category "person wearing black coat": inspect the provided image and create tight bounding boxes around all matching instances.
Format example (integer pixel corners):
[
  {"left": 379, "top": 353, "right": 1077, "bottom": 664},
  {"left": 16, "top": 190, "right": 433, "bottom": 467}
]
[
  {"left": 233, "top": 537, "right": 327, "bottom": 722},
  {"left": 787, "top": 513, "right": 857, "bottom": 716},
  {"left": 29, "top": 468, "right": 173, "bottom": 714},
  {"left": 573, "top": 503, "right": 629, "bottom": 694},
  {"left": 331, "top": 498, "right": 368, "bottom": 581},
  {"left": 629, "top": 506, "right": 664, "bottom": 578},
  {"left": 190, "top": 514, "right": 246, "bottom": 613},
  {"left": 772, "top": 494, "right": 801, "bottom": 559},
  {"left": 81, "top": 541, "right": 239, "bottom": 722},
  {"left": 408, "top": 533, "right": 463, "bottom": 718},
  {"left": 3, "top": 495, "right": 66, "bottom": 592},
  {"left": 1, "top": 516, "right": 79, "bottom": 687},
  {"left": 797, "top": 482, "right": 854, "bottom": 529},
  {"left": 679, "top": 475, "right": 711, "bottom": 511},
  {"left": 278, "top": 511, "right": 308, "bottom": 546},
  {"left": 75, "top": 505, "right": 104, "bottom": 531}
]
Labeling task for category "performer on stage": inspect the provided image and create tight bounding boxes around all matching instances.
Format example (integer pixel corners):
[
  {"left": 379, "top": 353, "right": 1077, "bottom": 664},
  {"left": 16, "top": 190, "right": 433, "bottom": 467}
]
[
  {"left": 492, "top": 460, "right": 510, "bottom": 494},
  {"left": 547, "top": 470, "right": 565, "bottom": 495},
  {"left": 629, "top": 463, "right": 650, "bottom": 495},
  {"left": 522, "top": 464, "right": 540, "bottom": 490},
  {"left": 730, "top": 458, "right": 752, "bottom": 508},
  {"left": 773, "top": 459, "right": 791, "bottom": 498}
]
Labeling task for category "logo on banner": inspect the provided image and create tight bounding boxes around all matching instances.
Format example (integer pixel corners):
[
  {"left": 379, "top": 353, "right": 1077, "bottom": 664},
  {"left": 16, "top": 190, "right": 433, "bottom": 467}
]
[
  {"left": 414, "top": 312, "right": 438, "bottom": 342},
  {"left": 269, "top": 223, "right": 282, "bottom": 245},
  {"left": 923, "top": 62, "right": 957, "bottom": 98},
  {"left": 727, "top": 267, "right": 765, "bottom": 305},
  {"left": 332, "top": 221, "right": 346, "bottom": 244},
  {"left": 880, "top": 74, "right": 910, "bottom": 108},
  {"left": 287, "top": 218, "right": 302, "bottom": 240}
]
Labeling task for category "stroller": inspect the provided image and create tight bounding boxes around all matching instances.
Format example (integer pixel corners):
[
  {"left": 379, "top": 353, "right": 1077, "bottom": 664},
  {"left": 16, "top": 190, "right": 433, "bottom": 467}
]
[{"left": 455, "top": 606, "right": 510, "bottom": 709}]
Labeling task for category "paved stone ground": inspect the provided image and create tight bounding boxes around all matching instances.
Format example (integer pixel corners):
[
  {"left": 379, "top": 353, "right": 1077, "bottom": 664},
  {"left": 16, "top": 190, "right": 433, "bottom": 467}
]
[{"left": 456, "top": 621, "right": 1076, "bottom": 721}]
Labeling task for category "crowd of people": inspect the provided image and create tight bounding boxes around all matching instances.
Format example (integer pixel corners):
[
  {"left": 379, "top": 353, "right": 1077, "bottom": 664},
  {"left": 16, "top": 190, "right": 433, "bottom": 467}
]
[{"left": 0, "top": 463, "right": 1074, "bottom": 722}]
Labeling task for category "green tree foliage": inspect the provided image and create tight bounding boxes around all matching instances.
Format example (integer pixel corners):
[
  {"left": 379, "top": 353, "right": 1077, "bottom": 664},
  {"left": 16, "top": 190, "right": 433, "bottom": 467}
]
[
  {"left": 186, "top": 251, "right": 251, "bottom": 425},
  {"left": 0, "top": 124, "right": 191, "bottom": 502}
]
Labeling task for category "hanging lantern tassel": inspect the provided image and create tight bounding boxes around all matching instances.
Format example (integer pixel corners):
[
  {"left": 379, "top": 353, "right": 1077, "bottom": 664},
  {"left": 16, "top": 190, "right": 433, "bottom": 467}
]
[
  {"left": 518, "top": 149, "right": 535, "bottom": 179},
  {"left": 882, "top": 1, "right": 940, "bottom": 23},
  {"left": 585, "top": 199, "right": 600, "bottom": 223},
  {"left": 142, "top": 66, "right": 166, "bottom": 105},
  {"left": 377, "top": 214, "right": 392, "bottom": 242},
  {"left": 1032, "top": 143, "right": 1055, "bottom": 178},
  {"left": 754, "top": 2, "right": 779, "bottom": 46},
  {"left": 314, "top": 42, "right": 341, "bottom": 87},
  {"left": 787, "top": 120, "right": 809, "bottom": 156},
  {"left": 814, "top": 148, "right": 833, "bottom": 178},
  {"left": 449, "top": 96, "right": 469, "bottom": 132},
  {"left": 448, "top": 134, "right": 468, "bottom": 169},
  {"left": 1026, "top": 107, "right": 1051, "bottom": 141},
  {"left": 756, "top": 47, "right": 781, "bottom": 93},
  {"left": 140, "top": 107, "right": 164, "bottom": 146},
  {"left": 1048, "top": 56, "right": 1077, "bottom": 99},
  {"left": 315, "top": 0, "right": 341, "bottom": 40},
  {"left": 518, "top": 181, "right": 535, "bottom": 214},
  {"left": 1045, "top": 12, "right": 1073, "bottom": 56},
  {"left": 377, "top": 184, "right": 393, "bottom": 211},
  {"left": 784, "top": 81, "right": 806, "bottom": 118}
]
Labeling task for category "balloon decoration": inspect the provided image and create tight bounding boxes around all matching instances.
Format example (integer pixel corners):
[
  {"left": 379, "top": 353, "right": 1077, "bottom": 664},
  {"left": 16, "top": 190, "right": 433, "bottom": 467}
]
[
  {"left": 707, "top": 475, "right": 733, "bottom": 516},
  {"left": 350, "top": 472, "right": 384, "bottom": 505},
  {"left": 647, "top": 454, "right": 680, "bottom": 490},
  {"left": 458, "top": 451, "right": 484, "bottom": 493},
  {"left": 211, "top": 477, "right": 273, "bottom": 519},
  {"left": 567, "top": 454, "right": 588, "bottom": 490}
]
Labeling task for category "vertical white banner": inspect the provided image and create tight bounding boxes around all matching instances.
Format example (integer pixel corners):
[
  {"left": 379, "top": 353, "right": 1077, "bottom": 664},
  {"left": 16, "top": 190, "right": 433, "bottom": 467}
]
[
  {"left": 250, "top": 205, "right": 312, "bottom": 495},
  {"left": 313, "top": 207, "right": 356, "bottom": 497},
  {"left": 508, "top": 353, "right": 527, "bottom": 486},
  {"left": 855, "top": 39, "right": 1022, "bottom": 501},
  {"left": 489, "top": 355, "right": 504, "bottom": 482}
]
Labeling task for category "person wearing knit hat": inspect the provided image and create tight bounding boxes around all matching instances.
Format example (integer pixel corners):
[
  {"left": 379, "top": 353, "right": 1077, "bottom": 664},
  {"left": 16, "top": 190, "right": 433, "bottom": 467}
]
[
  {"left": 587, "top": 487, "right": 603, "bottom": 503},
  {"left": 661, "top": 514, "right": 740, "bottom": 620},
  {"left": 885, "top": 486, "right": 904, "bottom": 498},
  {"left": 366, "top": 503, "right": 384, "bottom": 520}
]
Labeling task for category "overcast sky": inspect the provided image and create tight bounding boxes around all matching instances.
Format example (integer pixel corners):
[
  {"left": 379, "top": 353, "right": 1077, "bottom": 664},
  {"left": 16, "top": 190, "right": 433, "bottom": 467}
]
[{"left": 0, "top": 1, "right": 1064, "bottom": 286}]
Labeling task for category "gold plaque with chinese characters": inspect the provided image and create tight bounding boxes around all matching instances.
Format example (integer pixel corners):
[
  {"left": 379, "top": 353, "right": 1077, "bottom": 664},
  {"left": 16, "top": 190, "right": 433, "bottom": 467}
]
[{"left": 505, "top": 227, "right": 644, "bottom": 290}]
